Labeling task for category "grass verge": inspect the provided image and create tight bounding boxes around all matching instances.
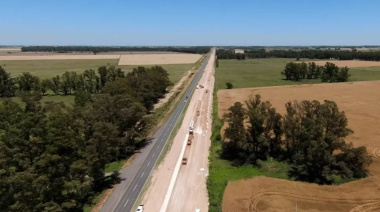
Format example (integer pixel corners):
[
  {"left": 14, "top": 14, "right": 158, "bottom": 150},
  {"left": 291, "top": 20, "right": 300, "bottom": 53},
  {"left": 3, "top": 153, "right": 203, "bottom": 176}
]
[{"left": 105, "top": 159, "right": 127, "bottom": 173}]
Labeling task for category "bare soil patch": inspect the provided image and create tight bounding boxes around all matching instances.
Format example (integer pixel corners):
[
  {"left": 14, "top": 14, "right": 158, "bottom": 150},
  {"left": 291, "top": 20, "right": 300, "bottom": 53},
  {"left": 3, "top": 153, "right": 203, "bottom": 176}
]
[
  {"left": 310, "top": 60, "right": 380, "bottom": 68},
  {"left": 218, "top": 81, "right": 380, "bottom": 211},
  {"left": 118, "top": 53, "right": 202, "bottom": 65}
]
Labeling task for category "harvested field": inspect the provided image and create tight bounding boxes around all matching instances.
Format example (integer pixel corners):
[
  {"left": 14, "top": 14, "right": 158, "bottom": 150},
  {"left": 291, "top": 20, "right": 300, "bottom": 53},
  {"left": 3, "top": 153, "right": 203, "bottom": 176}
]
[
  {"left": 0, "top": 48, "right": 21, "bottom": 51},
  {"left": 218, "top": 81, "right": 380, "bottom": 211},
  {"left": 311, "top": 60, "right": 380, "bottom": 68},
  {"left": 0, "top": 55, "right": 120, "bottom": 60},
  {"left": 223, "top": 176, "right": 380, "bottom": 212},
  {"left": 118, "top": 53, "right": 202, "bottom": 65}
]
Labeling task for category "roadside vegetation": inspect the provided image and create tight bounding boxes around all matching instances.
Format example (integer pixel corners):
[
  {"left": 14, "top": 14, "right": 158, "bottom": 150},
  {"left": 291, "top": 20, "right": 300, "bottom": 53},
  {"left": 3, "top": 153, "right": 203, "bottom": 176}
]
[{"left": 0, "top": 64, "right": 174, "bottom": 211}]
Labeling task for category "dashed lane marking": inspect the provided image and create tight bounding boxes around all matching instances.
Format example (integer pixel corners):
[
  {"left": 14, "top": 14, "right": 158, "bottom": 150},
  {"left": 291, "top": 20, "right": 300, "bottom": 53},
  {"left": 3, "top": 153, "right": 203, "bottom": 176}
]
[{"left": 123, "top": 199, "right": 129, "bottom": 207}]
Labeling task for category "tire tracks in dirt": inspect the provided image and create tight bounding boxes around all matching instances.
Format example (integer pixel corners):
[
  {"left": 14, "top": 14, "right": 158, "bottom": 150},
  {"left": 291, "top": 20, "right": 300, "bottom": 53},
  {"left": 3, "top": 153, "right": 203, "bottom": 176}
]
[
  {"left": 248, "top": 191, "right": 380, "bottom": 212},
  {"left": 373, "top": 147, "right": 380, "bottom": 158}
]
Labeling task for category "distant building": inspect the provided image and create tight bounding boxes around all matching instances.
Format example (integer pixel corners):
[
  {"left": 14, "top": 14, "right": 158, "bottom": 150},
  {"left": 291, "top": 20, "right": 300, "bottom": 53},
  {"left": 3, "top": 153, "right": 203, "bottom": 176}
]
[{"left": 234, "top": 49, "right": 244, "bottom": 54}]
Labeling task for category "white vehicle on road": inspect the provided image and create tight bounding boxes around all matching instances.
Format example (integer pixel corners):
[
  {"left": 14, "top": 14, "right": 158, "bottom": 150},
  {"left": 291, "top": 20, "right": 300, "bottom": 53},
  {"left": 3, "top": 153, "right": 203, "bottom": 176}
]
[{"left": 136, "top": 204, "right": 144, "bottom": 212}]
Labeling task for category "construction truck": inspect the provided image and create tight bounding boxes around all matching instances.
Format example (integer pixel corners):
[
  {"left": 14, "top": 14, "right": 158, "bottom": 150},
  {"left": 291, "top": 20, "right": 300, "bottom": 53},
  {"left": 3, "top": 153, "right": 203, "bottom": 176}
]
[{"left": 189, "top": 121, "right": 194, "bottom": 134}]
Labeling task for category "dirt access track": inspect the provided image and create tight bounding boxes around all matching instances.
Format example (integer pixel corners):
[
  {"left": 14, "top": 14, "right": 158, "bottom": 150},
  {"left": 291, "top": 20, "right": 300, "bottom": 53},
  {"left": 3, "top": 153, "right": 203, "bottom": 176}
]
[{"left": 218, "top": 81, "right": 380, "bottom": 212}]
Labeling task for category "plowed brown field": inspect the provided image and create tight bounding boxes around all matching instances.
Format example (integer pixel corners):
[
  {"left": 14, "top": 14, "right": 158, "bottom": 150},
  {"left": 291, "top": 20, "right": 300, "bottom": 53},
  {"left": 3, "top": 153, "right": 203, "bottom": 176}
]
[
  {"left": 218, "top": 81, "right": 380, "bottom": 212},
  {"left": 310, "top": 60, "right": 380, "bottom": 68}
]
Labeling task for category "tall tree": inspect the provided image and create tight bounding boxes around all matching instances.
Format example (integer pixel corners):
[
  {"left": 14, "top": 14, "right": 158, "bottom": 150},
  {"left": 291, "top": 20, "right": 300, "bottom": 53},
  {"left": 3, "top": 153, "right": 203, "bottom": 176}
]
[
  {"left": 222, "top": 102, "right": 247, "bottom": 163},
  {"left": 0, "top": 66, "right": 16, "bottom": 97},
  {"left": 51, "top": 75, "right": 61, "bottom": 95},
  {"left": 17, "top": 72, "right": 41, "bottom": 92}
]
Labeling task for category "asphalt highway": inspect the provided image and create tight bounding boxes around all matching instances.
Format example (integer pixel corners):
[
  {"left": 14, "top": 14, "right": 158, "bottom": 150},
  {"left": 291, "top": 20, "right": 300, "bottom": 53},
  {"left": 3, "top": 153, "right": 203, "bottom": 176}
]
[{"left": 112, "top": 51, "right": 212, "bottom": 212}]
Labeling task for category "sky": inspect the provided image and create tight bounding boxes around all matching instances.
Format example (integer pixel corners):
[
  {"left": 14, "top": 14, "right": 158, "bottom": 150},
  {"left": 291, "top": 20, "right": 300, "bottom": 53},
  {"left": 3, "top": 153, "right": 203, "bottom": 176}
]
[{"left": 1, "top": 0, "right": 380, "bottom": 46}]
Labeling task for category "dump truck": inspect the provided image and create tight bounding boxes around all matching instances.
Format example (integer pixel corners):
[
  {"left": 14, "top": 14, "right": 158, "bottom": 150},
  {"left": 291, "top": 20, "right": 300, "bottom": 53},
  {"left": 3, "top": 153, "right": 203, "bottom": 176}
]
[
  {"left": 187, "top": 139, "right": 192, "bottom": 145},
  {"left": 189, "top": 121, "right": 194, "bottom": 134}
]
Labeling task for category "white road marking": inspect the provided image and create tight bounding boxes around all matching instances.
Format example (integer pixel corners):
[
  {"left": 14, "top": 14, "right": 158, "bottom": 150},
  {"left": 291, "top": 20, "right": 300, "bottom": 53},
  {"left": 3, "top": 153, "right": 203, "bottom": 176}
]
[
  {"left": 141, "top": 172, "right": 145, "bottom": 178},
  {"left": 133, "top": 185, "right": 137, "bottom": 191},
  {"left": 147, "top": 161, "right": 150, "bottom": 166},
  {"left": 124, "top": 199, "right": 129, "bottom": 207},
  {"left": 153, "top": 152, "right": 156, "bottom": 157},
  {"left": 156, "top": 145, "right": 159, "bottom": 150}
]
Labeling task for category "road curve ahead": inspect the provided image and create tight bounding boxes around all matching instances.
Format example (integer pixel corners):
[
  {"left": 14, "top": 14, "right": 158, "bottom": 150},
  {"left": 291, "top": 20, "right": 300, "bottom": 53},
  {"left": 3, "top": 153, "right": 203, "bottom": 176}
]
[{"left": 112, "top": 49, "right": 213, "bottom": 212}]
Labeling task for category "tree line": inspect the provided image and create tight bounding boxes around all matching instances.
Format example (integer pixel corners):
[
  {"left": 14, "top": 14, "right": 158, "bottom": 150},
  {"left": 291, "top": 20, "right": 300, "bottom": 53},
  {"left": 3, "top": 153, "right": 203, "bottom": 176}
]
[
  {"left": 281, "top": 62, "right": 350, "bottom": 82},
  {"left": 0, "top": 65, "right": 172, "bottom": 111},
  {"left": 222, "top": 94, "right": 372, "bottom": 185},
  {"left": 21, "top": 46, "right": 210, "bottom": 54},
  {"left": 216, "top": 48, "right": 380, "bottom": 61},
  {"left": 0, "top": 65, "right": 172, "bottom": 211}
]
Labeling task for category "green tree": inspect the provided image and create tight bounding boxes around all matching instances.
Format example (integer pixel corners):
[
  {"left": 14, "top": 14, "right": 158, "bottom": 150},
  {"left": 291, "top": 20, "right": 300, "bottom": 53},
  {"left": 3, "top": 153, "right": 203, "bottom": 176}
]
[
  {"left": 60, "top": 71, "right": 72, "bottom": 95},
  {"left": 245, "top": 95, "right": 274, "bottom": 163},
  {"left": 41, "top": 79, "right": 53, "bottom": 95},
  {"left": 225, "top": 82, "right": 233, "bottom": 89},
  {"left": 288, "top": 140, "right": 336, "bottom": 184},
  {"left": 51, "top": 75, "right": 61, "bottom": 95},
  {"left": 17, "top": 72, "right": 41, "bottom": 92},
  {"left": 74, "top": 90, "right": 92, "bottom": 107},
  {"left": 337, "top": 66, "right": 350, "bottom": 82},
  {"left": 0, "top": 66, "right": 16, "bottom": 97},
  {"left": 321, "top": 62, "right": 339, "bottom": 82},
  {"left": 336, "top": 145, "right": 372, "bottom": 178},
  {"left": 83, "top": 69, "right": 97, "bottom": 94},
  {"left": 222, "top": 102, "right": 247, "bottom": 163}
]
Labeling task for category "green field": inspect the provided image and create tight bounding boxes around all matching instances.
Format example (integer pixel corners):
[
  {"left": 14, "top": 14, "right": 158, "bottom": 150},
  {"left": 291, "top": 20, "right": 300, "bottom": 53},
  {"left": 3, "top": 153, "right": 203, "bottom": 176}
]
[
  {"left": 0, "top": 59, "right": 119, "bottom": 79},
  {"left": 0, "top": 59, "right": 195, "bottom": 85},
  {"left": 216, "top": 58, "right": 380, "bottom": 90},
  {"left": 0, "top": 95, "right": 75, "bottom": 106}
]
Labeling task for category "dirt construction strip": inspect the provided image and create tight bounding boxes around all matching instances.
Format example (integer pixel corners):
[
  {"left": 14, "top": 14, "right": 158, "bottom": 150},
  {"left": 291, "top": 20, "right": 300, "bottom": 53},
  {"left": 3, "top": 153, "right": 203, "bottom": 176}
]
[{"left": 141, "top": 49, "right": 215, "bottom": 212}]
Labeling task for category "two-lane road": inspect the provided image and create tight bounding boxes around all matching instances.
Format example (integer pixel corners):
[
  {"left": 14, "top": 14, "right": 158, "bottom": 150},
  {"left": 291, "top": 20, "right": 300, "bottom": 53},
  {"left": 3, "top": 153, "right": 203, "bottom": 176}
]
[{"left": 111, "top": 50, "right": 213, "bottom": 212}]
